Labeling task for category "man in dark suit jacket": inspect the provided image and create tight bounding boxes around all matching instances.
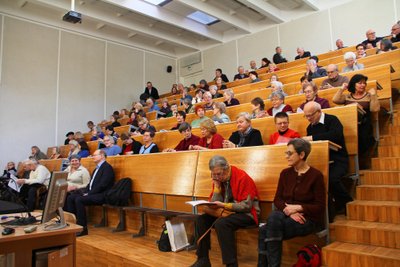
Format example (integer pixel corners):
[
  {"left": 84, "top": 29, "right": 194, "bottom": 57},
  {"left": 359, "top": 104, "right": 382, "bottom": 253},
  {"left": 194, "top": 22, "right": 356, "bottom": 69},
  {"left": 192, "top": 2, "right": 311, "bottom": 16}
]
[
  {"left": 302, "top": 101, "right": 353, "bottom": 220},
  {"left": 144, "top": 81, "right": 160, "bottom": 99},
  {"left": 65, "top": 149, "right": 114, "bottom": 236},
  {"left": 295, "top": 47, "right": 311, "bottom": 60}
]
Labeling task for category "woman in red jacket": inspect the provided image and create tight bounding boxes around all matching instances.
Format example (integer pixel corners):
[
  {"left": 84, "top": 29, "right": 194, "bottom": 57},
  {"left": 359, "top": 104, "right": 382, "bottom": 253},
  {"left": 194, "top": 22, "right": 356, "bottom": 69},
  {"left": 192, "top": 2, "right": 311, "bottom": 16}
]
[{"left": 189, "top": 119, "right": 224, "bottom": 150}]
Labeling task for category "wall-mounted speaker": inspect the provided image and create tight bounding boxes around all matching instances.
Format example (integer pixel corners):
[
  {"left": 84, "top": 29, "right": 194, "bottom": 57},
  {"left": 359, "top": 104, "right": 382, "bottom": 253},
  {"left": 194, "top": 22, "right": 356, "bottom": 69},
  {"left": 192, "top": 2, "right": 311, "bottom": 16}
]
[{"left": 167, "top": 65, "right": 172, "bottom": 73}]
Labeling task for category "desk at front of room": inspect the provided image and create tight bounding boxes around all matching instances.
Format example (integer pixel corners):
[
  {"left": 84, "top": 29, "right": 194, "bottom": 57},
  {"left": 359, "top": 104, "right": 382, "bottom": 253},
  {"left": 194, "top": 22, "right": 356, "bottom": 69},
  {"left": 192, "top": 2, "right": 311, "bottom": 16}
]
[{"left": 0, "top": 213, "right": 82, "bottom": 267}]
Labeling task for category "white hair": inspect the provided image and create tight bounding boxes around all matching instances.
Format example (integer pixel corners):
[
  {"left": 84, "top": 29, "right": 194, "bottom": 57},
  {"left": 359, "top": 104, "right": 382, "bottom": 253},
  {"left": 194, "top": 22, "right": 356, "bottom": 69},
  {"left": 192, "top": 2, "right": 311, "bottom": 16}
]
[
  {"left": 271, "top": 81, "right": 283, "bottom": 91},
  {"left": 344, "top": 52, "right": 356, "bottom": 61}
]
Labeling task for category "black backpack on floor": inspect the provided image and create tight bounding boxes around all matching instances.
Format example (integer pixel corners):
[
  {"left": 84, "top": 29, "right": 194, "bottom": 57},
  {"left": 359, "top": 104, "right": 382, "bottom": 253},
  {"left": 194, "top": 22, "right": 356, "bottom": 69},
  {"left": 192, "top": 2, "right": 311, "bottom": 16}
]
[{"left": 105, "top": 178, "right": 132, "bottom": 206}]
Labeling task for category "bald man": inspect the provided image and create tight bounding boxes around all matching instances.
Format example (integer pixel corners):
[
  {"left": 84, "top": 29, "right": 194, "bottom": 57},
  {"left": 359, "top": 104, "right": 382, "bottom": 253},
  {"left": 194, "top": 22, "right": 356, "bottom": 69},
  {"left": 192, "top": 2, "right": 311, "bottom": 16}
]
[
  {"left": 361, "top": 29, "right": 383, "bottom": 48},
  {"left": 302, "top": 101, "right": 353, "bottom": 220},
  {"left": 391, "top": 21, "right": 400, "bottom": 43}
]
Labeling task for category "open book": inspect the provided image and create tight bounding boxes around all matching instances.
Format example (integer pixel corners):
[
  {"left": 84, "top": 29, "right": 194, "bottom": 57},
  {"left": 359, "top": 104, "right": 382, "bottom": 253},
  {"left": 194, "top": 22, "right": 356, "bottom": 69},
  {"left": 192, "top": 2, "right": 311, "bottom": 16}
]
[{"left": 185, "top": 200, "right": 218, "bottom": 207}]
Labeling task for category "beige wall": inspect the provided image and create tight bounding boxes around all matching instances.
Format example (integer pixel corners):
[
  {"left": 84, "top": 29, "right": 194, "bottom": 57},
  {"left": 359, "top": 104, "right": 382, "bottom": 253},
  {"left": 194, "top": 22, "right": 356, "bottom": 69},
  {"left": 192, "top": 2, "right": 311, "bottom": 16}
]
[
  {"left": 0, "top": 15, "right": 177, "bottom": 167},
  {"left": 180, "top": 0, "right": 399, "bottom": 85}
]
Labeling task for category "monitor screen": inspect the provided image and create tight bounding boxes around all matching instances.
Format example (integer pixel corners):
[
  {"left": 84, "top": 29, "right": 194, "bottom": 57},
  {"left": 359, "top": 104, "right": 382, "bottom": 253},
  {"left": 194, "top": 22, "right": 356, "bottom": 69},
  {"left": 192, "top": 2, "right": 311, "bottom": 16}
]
[{"left": 41, "top": 171, "right": 68, "bottom": 231}]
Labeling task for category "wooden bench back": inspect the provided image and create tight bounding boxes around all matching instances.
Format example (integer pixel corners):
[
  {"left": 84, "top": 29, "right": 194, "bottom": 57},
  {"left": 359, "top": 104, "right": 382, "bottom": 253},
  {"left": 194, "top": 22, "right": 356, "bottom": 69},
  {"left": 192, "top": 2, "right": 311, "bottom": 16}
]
[
  {"left": 39, "top": 159, "right": 63, "bottom": 172},
  {"left": 193, "top": 141, "right": 330, "bottom": 201}
]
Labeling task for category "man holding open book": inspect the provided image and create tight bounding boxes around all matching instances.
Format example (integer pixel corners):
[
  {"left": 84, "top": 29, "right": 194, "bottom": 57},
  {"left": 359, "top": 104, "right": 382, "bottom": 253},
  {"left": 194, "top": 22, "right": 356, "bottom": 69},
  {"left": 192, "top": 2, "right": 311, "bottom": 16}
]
[{"left": 190, "top": 156, "right": 260, "bottom": 267}]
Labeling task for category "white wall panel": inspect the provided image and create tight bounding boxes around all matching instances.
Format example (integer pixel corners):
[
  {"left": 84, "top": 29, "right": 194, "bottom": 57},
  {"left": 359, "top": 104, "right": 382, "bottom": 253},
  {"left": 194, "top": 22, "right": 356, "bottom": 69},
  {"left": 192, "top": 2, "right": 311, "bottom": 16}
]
[
  {"left": 106, "top": 43, "right": 144, "bottom": 114},
  {"left": 0, "top": 17, "right": 58, "bottom": 166},
  {"left": 145, "top": 52, "right": 176, "bottom": 95},
  {"left": 279, "top": 10, "right": 331, "bottom": 60},
  {"left": 203, "top": 40, "right": 237, "bottom": 82},
  {"left": 58, "top": 32, "right": 105, "bottom": 142},
  {"left": 330, "top": 0, "right": 394, "bottom": 48},
  {"left": 237, "top": 27, "right": 279, "bottom": 70}
]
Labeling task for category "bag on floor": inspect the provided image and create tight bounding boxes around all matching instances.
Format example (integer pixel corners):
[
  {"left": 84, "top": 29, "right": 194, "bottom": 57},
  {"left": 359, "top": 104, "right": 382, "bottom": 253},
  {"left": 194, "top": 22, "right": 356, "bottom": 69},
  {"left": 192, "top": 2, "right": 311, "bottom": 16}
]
[
  {"left": 292, "top": 244, "right": 321, "bottom": 267},
  {"left": 157, "top": 224, "right": 171, "bottom": 252}
]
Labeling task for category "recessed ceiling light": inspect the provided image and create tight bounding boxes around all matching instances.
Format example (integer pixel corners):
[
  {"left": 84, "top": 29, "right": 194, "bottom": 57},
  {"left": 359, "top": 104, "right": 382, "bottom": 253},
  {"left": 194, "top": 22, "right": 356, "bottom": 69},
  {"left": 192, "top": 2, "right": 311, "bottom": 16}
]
[{"left": 187, "top": 11, "right": 219, "bottom": 25}]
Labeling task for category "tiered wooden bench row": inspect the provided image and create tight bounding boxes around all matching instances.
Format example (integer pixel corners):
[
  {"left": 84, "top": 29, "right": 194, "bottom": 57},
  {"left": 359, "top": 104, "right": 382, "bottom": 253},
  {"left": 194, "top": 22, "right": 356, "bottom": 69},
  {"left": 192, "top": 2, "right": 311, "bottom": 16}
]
[{"left": 70, "top": 141, "right": 330, "bottom": 266}]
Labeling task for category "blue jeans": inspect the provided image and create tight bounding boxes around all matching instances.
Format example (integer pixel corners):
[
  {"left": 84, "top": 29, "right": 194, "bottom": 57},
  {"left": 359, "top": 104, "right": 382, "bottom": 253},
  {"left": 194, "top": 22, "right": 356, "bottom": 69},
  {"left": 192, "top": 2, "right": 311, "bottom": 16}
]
[{"left": 258, "top": 210, "right": 316, "bottom": 267}]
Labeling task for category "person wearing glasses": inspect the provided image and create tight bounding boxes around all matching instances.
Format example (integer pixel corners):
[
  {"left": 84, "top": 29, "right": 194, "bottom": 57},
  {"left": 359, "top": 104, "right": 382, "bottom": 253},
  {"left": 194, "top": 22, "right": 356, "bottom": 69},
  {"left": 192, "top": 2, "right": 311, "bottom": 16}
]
[
  {"left": 65, "top": 149, "right": 114, "bottom": 236},
  {"left": 297, "top": 82, "right": 330, "bottom": 112},
  {"left": 139, "top": 130, "right": 159, "bottom": 154},
  {"left": 302, "top": 101, "right": 353, "bottom": 220},
  {"left": 361, "top": 29, "right": 383, "bottom": 48},
  {"left": 320, "top": 64, "right": 349, "bottom": 90},
  {"left": 101, "top": 135, "right": 122, "bottom": 156},
  {"left": 391, "top": 21, "right": 400, "bottom": 42},
  {"left": 190, "top": 155, "right": 260, "bottom": 267},
  {"left": 269, "top": 112, "right": 300, "bottom": 145},
  {"left": 189, "top": 119, "right": 224, "bottom": 150},
  {"left": 258, "top": 139, "right": 325, "bottom": 267}
]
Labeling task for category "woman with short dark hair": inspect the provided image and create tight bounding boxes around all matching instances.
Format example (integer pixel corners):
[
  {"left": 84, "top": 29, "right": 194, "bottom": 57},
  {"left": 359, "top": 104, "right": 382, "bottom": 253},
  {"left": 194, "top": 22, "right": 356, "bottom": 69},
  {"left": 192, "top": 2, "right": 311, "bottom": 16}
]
[
  {"left": 258, "top": 139, "right": 326, "bottom": 267},
  {"left": 251, "top": 97, "right": 268, "bottom": 118}
]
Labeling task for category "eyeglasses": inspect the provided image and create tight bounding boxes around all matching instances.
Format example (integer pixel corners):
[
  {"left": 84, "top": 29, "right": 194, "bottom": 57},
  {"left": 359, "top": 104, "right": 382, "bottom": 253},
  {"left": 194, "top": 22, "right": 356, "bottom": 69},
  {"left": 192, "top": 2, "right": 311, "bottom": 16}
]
[
  {"left": 285, "top": 151, "right": 296, "bottom": 157},
  {"left": 304, "top": 110, "right": 318, "bottom": 118}
]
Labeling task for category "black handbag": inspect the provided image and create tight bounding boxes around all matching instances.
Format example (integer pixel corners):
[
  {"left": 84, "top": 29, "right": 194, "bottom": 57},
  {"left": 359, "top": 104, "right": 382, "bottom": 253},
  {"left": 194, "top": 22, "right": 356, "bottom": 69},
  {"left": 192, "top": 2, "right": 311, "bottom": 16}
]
[{"left": 157, "top": 224, "right": 171, "bottom": 252}]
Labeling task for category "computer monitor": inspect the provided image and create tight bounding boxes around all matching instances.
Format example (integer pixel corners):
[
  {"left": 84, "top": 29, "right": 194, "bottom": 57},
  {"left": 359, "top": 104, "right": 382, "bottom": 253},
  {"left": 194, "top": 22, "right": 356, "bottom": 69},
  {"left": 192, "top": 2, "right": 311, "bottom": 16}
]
[{"left": 41, "top": 171, "right": 68, "bottom": 231}]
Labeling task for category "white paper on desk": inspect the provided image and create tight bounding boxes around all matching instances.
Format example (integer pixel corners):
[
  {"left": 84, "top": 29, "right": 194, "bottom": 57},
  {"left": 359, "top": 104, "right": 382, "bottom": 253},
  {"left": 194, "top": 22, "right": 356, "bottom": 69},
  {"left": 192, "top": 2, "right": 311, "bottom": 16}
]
[
  {"left": 185, "top": 200, "right": 217, "bottom": 207},
  {"left": 8, "top": 174, "right": 22, "bottom": 192}
]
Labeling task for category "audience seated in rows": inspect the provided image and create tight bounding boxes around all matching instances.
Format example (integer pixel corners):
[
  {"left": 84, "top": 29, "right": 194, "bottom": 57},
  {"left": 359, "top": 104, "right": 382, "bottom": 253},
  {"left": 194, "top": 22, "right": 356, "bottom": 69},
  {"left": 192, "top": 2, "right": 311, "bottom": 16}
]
[
  {"left": 251, "top": 97, "right": 268, "bottom": 119},
  {"left": 223, "top": 89, "right": 240, "bottom": 107},
  {"left": 335, "top": 38, "right": 346, "bottom": 50},
  {"left": 259, "top": 57, "right": 271, "bottom": 69},
  {"left": 267, "top": 92, "right": 293, "bottom": 116},
  {"left": 343, "top": 52, "right": 365, "bottom": 73},
  {"left": 64, "top": 131, "right": 75, "bottom": 145},
  {"left": 298, "top": 82, "right": 330, "bottom": 112},
  {"left": 269, "top": 81, "right": 287, "bottom": 99},
  {"left": 258, "top": 139, "right": 326, "bottom": 267},
  {"left": 268, "top": 63, "right": 279, "bottom": 73},
  {"left": 273, "top": 46, "right": 287, "bottom": 64},
  {"left": 144, "top": 81, "right": 160, "bottom": 100},
  {"left": 120, "top": 132, "right": 142, "bottom": 155},
  {"left": 305, "top": 59, "right": 327, "bottom": 80},
  {"left": 378, "top": 39, "right": 398, "bottom": 53},
  {"left": 190, "top": 119, "right": 224, "bottom": 150},
  {"left": 209, "top": 85, "right": 223, "bottom": 99},
  {"left": 181, "top": 87, "right": 193, "bottom": 105},
  {"left": 133, "top": 118, "right": 156, "bottom": 135},
  {"left": 321, "top": 64, "right": 349, "bottom": 90},
  {"left": 171, "top": 111, "right": 186, "bottom": 130},
  {"left": 183, "top": 99, "right": 195, "bottom": 114},
  {"left": 212, "top": 102, "right": 231, "bottom": 124},
  {"left": 302, "top": 101, "right": 353, "bottom": 219},
  {"left": 78, "top": 141, "right": 90, "bottom": 158},
  {"left": 159, "top": 99, "right": 171, "bottom": 118},
  {"left": 249, "top": 71, "right": 261, "bottom": 83},
  {"left": 163, "top": 122, "right": 200, "bottom": 152},
  {"left": 68, "top": 140, "right": 80, "bottom": 160},
  {"left": 233, "top": 66, "right": 249, "bottom": 81},
  {"left": 16, "top": 159, "right": 50, "bottom": 211},
  {"left": 2, "top": 162, "right": 17, "bottom": 178},
  {"left": 146, "top": 98, "right": 160, "bottom": 113},
  {"left": 190, "top": 155, "right": 259, "bottom": 267},
  {"left": 223, "top": 112, "right": 264, "bottom": 148},
  {"left": 30, "top": 145, "right": 48, "bottom": 160},
  {"left": 215, "top": 77, "right": 227, "bottom": 91},
  {"left": 65, "top": 155, "right": 90, "bottom": 193},
  {"left": 65, "top": 149, "right": 115, "bottom": 237},
  {"left": 191, "top": 106, "right": 209, "bottom": 128},
  {"left": 203, "top": 92, "right": 214, "bottom": 111},
  {"left": 90, "top": 126, "right": 104, "bottom": 141},
  {"left": 101, "top": 135, "right": 122, "bottom": 156},
  {"left": 295, "top": 47, "right": 311, "bottom": 60},
  {"left": 333, "top": 74, "right": 380, "bottom": 156},
  {"left": 391, "top": 21, "right": 400, "bottom": 42},
  {"left": 249, "top": 60, "right": 258, "bottom": 71},
  {"left": 355, "top": 43, "right": 367, "bottom": 59},
  {"left": 269, "top": 112, "right": 300, "bottom": 145},
  {"left": 199, "top": 79, "right": 209, "bottom": 91},
  {"left": 192, "top": 89, "right": 204, "bottom": 104},
  {"left": 170, "top": 83, "right": 179, "bottom": 95},
  {"left": 361, "top": 29, "right": 382, "bottom": 48},
  {"left": 105, "top": 125, "right": 119, "bottom": 143},
  {"left": 110, "top": 114, "right": 121, "bottom": 128},
  {"left": 139, "top": 130, "right": 159, "bottom": 154},
  {"left": 87, "top": 120, "right": 95, "bottom": 133},
  {"left": 214, "top": 68, "right": 229, "bottom": 83},
  {"left": 119, "top": 108, "right": 129, "bottom": 119}
]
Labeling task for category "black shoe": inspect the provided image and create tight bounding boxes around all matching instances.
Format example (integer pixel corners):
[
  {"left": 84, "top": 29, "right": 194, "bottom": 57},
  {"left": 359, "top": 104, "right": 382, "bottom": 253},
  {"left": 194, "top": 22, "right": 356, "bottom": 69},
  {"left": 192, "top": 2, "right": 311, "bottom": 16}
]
[
  {"left": 190, "top": 257, "right": 211, "bottom": 267},
  {"left": 76, "top": 228, "right": 88, "bottom": 237}
]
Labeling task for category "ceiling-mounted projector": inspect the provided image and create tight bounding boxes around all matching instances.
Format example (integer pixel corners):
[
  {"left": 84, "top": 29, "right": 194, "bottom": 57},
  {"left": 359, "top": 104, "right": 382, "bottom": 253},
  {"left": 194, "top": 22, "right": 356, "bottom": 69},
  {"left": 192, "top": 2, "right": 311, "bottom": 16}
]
[{"left": 63, "top": 11, "right": 81, "bottom": 24}]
